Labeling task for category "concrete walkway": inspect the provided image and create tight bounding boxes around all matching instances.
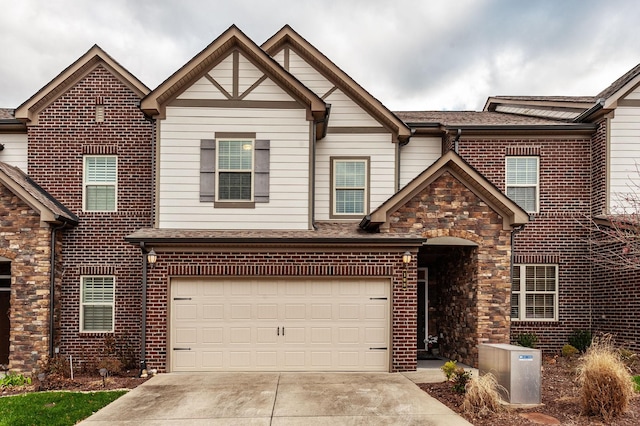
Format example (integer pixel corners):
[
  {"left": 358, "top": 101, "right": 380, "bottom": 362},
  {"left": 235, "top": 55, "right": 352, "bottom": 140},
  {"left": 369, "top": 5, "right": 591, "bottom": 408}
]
[{"left": 79, "top": 371, "right": 471, "bottom": 425}]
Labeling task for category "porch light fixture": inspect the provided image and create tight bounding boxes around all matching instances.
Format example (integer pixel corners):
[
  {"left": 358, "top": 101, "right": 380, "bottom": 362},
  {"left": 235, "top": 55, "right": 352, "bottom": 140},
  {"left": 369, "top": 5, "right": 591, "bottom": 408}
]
[
  {"left": 147, "top": 249, "right": 157, "bottom": 266},
  {"left": 402, "top": 251, "right": 412, "bottom": 289}
]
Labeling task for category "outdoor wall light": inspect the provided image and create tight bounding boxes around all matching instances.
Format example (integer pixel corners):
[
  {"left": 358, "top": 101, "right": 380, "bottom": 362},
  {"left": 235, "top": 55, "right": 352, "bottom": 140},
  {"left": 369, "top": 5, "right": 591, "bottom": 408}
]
[
  {"left": 402, "top": 251, "right": 412, "bottom": 289},
  {"left": 147, "top": 249, "right": 157, "bottom": 266}
]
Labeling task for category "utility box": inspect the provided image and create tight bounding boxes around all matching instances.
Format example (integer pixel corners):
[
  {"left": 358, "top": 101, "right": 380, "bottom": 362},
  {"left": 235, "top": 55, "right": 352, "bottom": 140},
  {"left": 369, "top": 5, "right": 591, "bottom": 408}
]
[{"left": 478, "top": 343, "right": 541, "bottom": 404}]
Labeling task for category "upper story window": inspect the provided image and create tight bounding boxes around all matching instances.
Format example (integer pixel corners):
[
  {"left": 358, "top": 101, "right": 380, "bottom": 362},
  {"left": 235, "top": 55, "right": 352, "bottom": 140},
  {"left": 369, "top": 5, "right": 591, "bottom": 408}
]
[
  {"left": 506, "top": 156, "right": 539, "bottom": 213},
  {"left": 511, "top": 264, "right": 558, "bottom": 321},
  {"left": 80, "top": 276, "right": 115, "bottom": 332},
  {"left": 217, "top": 139, "right": 253, "bottom": 201},
  {"left": 331, "top": 158, "right": 369, "bottom": 217},
  {"left": 84, "top": 155, "right": 117, "bottom": 211}
]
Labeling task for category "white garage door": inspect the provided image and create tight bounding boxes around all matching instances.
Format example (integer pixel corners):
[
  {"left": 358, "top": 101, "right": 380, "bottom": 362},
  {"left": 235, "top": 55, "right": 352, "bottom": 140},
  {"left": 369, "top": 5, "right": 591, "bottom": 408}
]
[{"left": 170, "top": 278, "right": 390, "bottom": 372}]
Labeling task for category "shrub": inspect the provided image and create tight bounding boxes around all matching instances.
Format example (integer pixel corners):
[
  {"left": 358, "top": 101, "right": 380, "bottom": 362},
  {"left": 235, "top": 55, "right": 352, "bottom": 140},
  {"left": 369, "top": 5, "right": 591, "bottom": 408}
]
[
  {"left": 516, "top": 333, "right": 538, "bottom": 348},
  {"left": 562, "top": 344, "right": 579, "bottom": 358},
  {"left": 618, "top": 348, "right": 638, "bottom": 370},
  {"left": 39, "top": 355, "right": 71, "bottom": 378},
  {"left": 577, "top": 335, "right": 635, "bottom": 421},
  {"left": 569, "top": 329, "right": 592, "bottom": 353},
  {"left": 0, "top": 372, "right": 32, "bottom": 388},
  {"left": 98, "top": 357, "right": 123, "bottom": 376},
  {"left": 451, "top": 367, "right": 472, "bottom": 394},
  {"left": 441, "top": 360, "right": 458, "bottom": 381},
  {"left": 462, "top": 373, "right": 505, "bottom": 416}
]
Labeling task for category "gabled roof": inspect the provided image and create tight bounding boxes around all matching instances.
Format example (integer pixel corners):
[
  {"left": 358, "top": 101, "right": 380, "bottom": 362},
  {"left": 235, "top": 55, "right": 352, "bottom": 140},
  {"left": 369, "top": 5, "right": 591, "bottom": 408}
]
[
  {"left": 0, "top": 162, "right": 78, "bottom": 225},
  {"left": 15, "top": 45, "right": 149, "bottom": 125},
  {"left": 141, "top": 25, "right": 327, "bottom": 126},
  {"left": 262, "top": 25, "right": 412, "bottom": 143},
  {"left": 360, "top": 150, "right": 529, "bottom": 232}
]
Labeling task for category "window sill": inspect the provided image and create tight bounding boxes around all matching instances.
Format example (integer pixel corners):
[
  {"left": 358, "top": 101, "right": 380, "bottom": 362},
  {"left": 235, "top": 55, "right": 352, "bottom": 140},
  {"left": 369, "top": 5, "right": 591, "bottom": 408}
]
[
  {"left": 78, "top": 331, "right": 114, "bottom": 335},
  {"left": 214, "top": 201, "right": 256, "bottom": 209}
]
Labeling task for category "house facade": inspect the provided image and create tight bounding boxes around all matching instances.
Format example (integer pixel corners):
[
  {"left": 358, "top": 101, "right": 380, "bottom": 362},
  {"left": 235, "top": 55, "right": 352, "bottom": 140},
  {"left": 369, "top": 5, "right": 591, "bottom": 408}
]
[{"left": 0, "top": 25, "right": 638, "bottom": 374}]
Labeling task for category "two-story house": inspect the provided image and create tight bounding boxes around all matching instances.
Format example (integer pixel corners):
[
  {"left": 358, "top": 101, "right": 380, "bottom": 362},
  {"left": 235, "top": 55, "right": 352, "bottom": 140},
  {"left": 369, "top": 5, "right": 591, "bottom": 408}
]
[{"left": 0, "top": 25, "right": 638, "bottom": 374}]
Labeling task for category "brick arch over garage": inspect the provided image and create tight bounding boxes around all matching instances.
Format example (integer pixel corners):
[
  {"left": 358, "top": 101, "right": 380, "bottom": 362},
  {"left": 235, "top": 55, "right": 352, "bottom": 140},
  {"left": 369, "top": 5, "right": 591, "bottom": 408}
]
[{"left": 361, "top": 151, "right": 528, "bottom": 366}]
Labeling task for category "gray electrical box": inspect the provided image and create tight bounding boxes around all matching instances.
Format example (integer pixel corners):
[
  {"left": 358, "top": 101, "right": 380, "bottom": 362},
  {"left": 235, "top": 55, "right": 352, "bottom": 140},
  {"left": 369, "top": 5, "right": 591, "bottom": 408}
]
[{"left": 478, "top": 343, "right": 541, "bottom": 404}]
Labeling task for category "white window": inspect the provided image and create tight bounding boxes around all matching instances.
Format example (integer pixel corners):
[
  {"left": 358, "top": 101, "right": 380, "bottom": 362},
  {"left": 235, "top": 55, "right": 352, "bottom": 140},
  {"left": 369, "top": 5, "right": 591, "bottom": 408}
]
[
  {"left": 506, "top": 156, "right": 539, "bottom": 213},
  {"left": 84, "top": 156, "right": 117, "bottom": 211},
  {"left": 511, "top": 265, "right": 558, "bottom": 321},
  {"left": 80, "top": 276, "right": 115, "bottom": 332},
  {"left": 216, "top": 140, "right": 253, "bottom": 201},
  {"left": 332, "top": 158, "right": 368, "bottom": 216}
]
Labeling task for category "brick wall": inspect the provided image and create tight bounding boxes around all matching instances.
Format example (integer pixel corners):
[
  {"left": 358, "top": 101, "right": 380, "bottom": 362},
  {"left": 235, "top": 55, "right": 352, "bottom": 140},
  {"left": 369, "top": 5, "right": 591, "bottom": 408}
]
[
  {"left": 0, "top": 184, "right": 55, "bottom": 373},
  {"left": 145, "top": 249, "right": 417, "bottom": 372},
  {"left": 26, "top": 64, "right": 154, "bottom": 368},
  {"left": 458, "top": 136, "right": 592, "bottom": 354}
]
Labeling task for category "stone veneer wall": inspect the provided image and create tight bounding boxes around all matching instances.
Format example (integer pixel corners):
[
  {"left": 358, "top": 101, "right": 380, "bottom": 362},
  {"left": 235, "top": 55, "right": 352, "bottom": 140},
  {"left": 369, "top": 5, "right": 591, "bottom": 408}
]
[
  {"left": 0, "top": 184, "right": 54, "bottom": 373},
  {"left": 386, "top": 172, "right": 512, "bottom": 367},
  {"left": 26, "top": 64, "right": 154, "bottom": 366},
  {"left": 145, "top": 248, "right": 418, "bottom": 373}
]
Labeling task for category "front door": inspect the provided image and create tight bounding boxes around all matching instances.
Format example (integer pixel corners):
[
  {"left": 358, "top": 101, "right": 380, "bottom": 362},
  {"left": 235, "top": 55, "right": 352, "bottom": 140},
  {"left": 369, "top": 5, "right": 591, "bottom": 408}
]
[{"left": 0, "top": 260, "right": 10, "bottom": 366}]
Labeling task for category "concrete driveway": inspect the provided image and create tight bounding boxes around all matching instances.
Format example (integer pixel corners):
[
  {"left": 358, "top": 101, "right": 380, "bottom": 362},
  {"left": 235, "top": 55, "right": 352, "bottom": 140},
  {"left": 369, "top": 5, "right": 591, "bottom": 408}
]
[{"left": 79, "top": 372, "right": 471, "bottom": 425}]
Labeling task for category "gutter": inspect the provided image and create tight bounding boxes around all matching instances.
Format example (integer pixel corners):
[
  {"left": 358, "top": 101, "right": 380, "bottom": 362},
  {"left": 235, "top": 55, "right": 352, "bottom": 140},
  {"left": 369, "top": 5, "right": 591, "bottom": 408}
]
[
  {"left": 126, "top": 235, "right": 425, "bottom": 247},
  {"left": 573, "top": 98, "right": 605, "bottom": 123}
]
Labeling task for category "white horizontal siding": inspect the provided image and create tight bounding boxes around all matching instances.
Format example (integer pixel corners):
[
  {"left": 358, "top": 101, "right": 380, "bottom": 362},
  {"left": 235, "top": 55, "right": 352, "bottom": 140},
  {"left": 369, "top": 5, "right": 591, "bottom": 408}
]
[
  {"left": 609, "top": 106, "right": 640, "bottom": 211},
  {"left": 623, "top": 84, "right": 640, "bottom": 100},
  {"left": 0, "top": 133, "right": 28, "bottom": 171},
  {"left": 315, "top": 133, "right": 395, "bottom": 221},
  {"left": 176, "top": 76, "right": 227, "bottom": 100},
  {"left": 399, "top": 137, "right": 442, "bottom": 188},
  {"left": 324, "top": 89, "right": 382, "bottom": 127},
  {"left": 286, "top": 50, "right": 334, "bottom": 96},
  {"left": 158, "top": 106, "right": 311, "bottom": 229}
]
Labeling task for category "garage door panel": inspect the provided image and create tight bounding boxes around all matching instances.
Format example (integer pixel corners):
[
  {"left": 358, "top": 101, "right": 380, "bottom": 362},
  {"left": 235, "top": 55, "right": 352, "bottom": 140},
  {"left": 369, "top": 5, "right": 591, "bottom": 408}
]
[{"left": 171, "top": 278, "right": 389, "bottom": 372}]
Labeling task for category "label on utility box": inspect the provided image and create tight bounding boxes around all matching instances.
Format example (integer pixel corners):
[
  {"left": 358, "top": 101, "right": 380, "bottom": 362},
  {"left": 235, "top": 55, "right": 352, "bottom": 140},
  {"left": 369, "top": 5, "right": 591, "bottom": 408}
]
[{"left": 519, "top": 355, "right": 534, "bottom": 361}]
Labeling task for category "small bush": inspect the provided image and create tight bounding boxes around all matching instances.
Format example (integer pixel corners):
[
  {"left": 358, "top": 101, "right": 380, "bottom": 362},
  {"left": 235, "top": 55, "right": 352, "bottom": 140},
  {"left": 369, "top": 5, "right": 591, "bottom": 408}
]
[
  {"left": 462, "top": 373, "right": 506, "bottom": 417},
  {"left": 441, "top": 360, "right": 458, "bottom": 381},
  {"left": 0, "top": 372, "right": 32, "bottom": 388},
  {"left": 562, "top": 344, "right": 579, "bottom": 358},
  {"left": 618, "top": 348, "right": 638, "bottom": 369},
  {"left": 516, "top": 333, "right": 538, "bottom": 348},
  {"left": 577, "top": 335, "right": 635, "bottom": 421},
  {"left": 569, "top": 329, "right": 592, "bottom": 353},
  {"left": 39, "top": 355, "right": 71, "bottom": 378},
  {"left": 98, "top": 357, "right": 123, "bottom": 376},
  {"left": 451, "top": 367, "right": 472, "bottom": 394}
]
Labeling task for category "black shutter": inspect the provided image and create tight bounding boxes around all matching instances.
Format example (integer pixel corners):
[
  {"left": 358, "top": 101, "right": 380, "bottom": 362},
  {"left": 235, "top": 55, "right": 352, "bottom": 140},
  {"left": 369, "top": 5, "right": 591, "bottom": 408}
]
[
  {"left": 200, "top": 139, "right": 216, "bottom": 202},
  {"left": 254, "top": 139, "right": 270, "bottom": 203}
]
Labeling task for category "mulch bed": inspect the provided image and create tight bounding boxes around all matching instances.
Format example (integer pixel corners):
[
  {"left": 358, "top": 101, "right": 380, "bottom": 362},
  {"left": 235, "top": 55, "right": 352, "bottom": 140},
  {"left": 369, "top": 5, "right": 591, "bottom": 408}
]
[
  {"left": 420, "top": 356, "right": 640, "bottom": 425},
  {"left": 1, "top": 373, "right": 148, "bottom": 397}
]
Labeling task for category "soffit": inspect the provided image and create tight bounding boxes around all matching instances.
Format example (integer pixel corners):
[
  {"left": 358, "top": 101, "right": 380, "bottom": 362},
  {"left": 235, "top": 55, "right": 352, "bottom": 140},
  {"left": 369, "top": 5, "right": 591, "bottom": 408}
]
[
  {"left": 262, "top": 25, "right": 412, "bottom": 143},
  {"left": 14, "top": 45, "right": 149, "bottom": 125}
]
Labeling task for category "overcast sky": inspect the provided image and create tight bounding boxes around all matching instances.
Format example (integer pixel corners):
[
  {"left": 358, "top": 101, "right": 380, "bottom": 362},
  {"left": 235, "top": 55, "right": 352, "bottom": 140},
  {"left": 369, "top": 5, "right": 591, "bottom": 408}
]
[{"left": 2, "top": 0, "right": 640, "bottom": 111}]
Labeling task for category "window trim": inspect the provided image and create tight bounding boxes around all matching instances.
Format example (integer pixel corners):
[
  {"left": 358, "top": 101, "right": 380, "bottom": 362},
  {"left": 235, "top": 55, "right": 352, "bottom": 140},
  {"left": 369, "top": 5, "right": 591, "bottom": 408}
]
[
  {"left": 215, "top": 138, "right": 255, "bottom": 203},
  {"left": 83, "top": 155, "right": 118, "bottom": 212},
  {"left": 511, "top": 264, "right": 558, "bottom": 322},
  {"left": 505, "top": 156, "right": 539, "bottom": 213},
  {"left": 80, "top": 275, "right": 115, "bottom": 333},
  {"left": 330, "top": 157, "right": 370, "bottom": 218}
]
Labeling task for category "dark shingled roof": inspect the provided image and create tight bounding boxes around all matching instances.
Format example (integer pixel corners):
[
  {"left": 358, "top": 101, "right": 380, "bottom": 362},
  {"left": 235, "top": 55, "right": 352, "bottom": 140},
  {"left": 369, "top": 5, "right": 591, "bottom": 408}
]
[
  {"left": 0, "top": 108, "right": 15, "bottom": 119},
  {"left": 0, "top": 162, "right": 78, "bottom": 224},
  {"left": 394, "top": 111, "right": 573, "bottom": 126},
  {"left": 597, "top": 63, "right": 640, "bottom": 99},
  {"left": 126, "top": 222, "right": 425, "bottom": 244}
]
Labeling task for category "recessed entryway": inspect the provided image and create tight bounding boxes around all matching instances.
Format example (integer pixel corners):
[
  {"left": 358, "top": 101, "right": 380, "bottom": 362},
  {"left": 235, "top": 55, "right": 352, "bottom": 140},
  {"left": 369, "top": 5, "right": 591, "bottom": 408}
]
[
  {"left": 169, "top": 278, "right": 391, "bottom": 372},
  {"left": 0, "top": 259, "right": 10, "bottom": 366}
]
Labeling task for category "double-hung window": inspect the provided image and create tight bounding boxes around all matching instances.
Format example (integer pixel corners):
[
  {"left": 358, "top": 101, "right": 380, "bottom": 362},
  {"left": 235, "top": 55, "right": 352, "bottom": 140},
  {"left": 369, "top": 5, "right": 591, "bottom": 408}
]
[
  {"left": 511, "top": 265, "right": 558, "bottom": 321},
  {"left": 80, "top": 276, "right": 115, "bottom": 332},
  {"left": 506, "top": 156, "right": 539, "bottom": 213},
  {"left": 217, "top": 139, "right": 253, "bottom": 201},
  {"left": 84, "top": 156, "right": 117, "bottom": 211},
  {"left": 332, "top": 158, "right": 368, "bottom": 217}
]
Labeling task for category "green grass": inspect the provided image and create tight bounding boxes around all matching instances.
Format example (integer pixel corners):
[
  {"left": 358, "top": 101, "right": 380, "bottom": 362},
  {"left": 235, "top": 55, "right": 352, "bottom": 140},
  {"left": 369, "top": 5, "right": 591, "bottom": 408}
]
[
  {"left": 0, "top": 390, "right": 126, "bottom": 426},
  {"left": 633, "top": 376, "right": 640, "bottom": 392}
]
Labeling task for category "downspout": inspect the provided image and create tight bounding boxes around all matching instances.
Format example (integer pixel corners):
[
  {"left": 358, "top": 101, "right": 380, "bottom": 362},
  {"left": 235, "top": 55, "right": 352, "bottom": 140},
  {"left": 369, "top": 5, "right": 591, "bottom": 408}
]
[
  {"left": 453, "top": 129, "right": 462, "bottom": 153},
  {"left": 49, "top": 221, "right": 68, "bottom": 359},
  {"left": 396, "top": 129, "right": 414, "bottom": 192},
  {"left": 139, "top": 243, "right": 149, "bottom": 376},
  {"left": 510, "top": 224, "right": 525, "bottom": 332},
  {"left": 311, "top": 104, "right": 331, "bottom": 230}
]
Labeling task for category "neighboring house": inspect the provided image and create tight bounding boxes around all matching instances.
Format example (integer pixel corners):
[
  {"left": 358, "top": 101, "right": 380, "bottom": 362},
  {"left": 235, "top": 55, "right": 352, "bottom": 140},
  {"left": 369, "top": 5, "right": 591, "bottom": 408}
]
[{"left": 0, "top": 25, "right": 638, "bottom": 374}]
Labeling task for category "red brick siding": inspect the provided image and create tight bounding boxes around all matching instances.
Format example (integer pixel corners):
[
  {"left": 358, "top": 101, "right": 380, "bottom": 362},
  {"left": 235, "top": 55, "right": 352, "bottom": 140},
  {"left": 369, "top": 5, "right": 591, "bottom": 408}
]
[
  {"left": 145, "top": 249, "right": 417, "bottom": 373},
  {"left": 591, "top": 119, "right": 608, "bottom": 216},
  {"left": 26, "top": 64, "right": 154, "bottom": 366},
  {"left": 457, "top": 136, "right": 593, "bottom": 354}
]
